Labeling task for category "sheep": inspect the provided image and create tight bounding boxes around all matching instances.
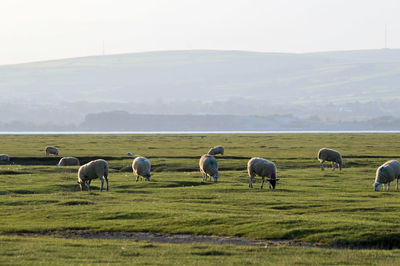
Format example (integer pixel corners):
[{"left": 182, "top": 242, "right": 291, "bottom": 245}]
[
  {"left": 317, "top": 148, "right": 343, "bottom": 171},
  {"left": 57, "top": 157, "right": 80, "bottom": 166},
  {"left": 77, "top": 159, "right": 109, "bottom": 191},
  {"left": 45, "top": 146, "right": 59, "bottom": 157},
  {"left": 373, "top": 160, "right": 400, "bottom": 192},
  {"left": 132, "top": 157, "right": 151, "bottom": 181},
  {"left": 247, "top": 157, "right": 279, "bottom": 190},
  {"left": 0, "top": 154, "right": 10, "bottom": 162},
  {"left": 207, "top": 146, "right": 224, "bottom": 156},
  {"left": 126, "top": 152, "right": 134, "bottom": 157},
  {"left": 199, "top": 154, "right": 219, "bottom": 182}
]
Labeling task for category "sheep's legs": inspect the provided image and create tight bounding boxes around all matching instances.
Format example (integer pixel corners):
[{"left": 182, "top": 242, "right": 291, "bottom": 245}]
[
  {"left": 397, "top": 178, "right": 399, "bottom": 191},
  {"left": 387, "top": 182, "right": 391, "bottom": 192},
  {"left": 320, "top": 160, "right": 325, "bottom": 170},
  {"left": 100, "top": 177, "right": 104, "bottom": 191},
  {"left": 332, "top": 163, "right": 337, "bottom": 171},
  {"left": 249, "top": 177, "right": 253, "bottom": 188},
  {"left": 136, "top": 176, "right": 139, "bottom": 182},
  {"left": 105, "top": 175, "right": 109, "bottom": 191},
  {"left": 261, "top": 177, "right": 265, "bottom": 189}
]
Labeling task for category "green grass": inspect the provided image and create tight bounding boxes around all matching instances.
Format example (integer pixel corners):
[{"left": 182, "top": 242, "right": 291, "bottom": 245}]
[
  {"left": 1, "top": 235, "right": 400, "bottom": 265},
  {"left": 2, "top": 133, "right": 400, "bottom": 263}
]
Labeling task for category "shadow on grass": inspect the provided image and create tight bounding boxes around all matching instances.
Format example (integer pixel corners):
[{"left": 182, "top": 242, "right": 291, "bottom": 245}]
[
  {"left": 282, "top": 228, "right": 322, "bottom": 239},
  {"left": 58, "top": 200, "right": 94, "bottom": 206},
  {"left": 192, "top": 250, "right": 233, "bottom": 256},
  {"left": 99, "top": 212, "right": 167, "bottom": 220},
  {"left": 9, "top": 189, "right": 36, "bottom": 194},
  {"left": 163, "top": 181, "right": 213, "bottom": 188},
  {"left": 337, "top": 233, "right": 400, "bottom": 249},
  {"left": 0, "top": 170, "right": 32, "bottom": 175}
]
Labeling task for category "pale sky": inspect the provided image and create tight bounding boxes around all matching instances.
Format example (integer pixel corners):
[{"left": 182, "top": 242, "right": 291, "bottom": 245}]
[{"left": 1, "top": 0, "right": 399, "bottom": 65}]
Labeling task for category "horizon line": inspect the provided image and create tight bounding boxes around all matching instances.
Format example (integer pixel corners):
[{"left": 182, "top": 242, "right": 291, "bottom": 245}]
[{"left": 0, "top": 47, "right": 397, "bottom": 67}]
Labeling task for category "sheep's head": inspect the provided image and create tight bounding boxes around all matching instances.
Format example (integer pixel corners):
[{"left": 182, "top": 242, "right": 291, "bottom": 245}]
[
  {"left": 267, "top": 178, "right": 280, "bottom": 190},
  {"left": 77, "top": 180, "right": 86, "bottom": 191},
  {"left": 145, "top": 173, "right": 151, "bottom": 181},
  {"left": 373, "top": 182, "right": 382, "bottom": 191},
  {"left": 212, "top": 173, "right": 219, "bottom": 183},
  {"left": 267, "top": 173, "right": 279, "bottom": 190}
]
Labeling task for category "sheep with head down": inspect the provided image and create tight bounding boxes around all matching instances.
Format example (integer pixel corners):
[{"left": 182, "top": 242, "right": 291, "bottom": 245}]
[
  {"left": 317, "top": 148, "right": 343, "bottom": 171},
  {"left": 208, "top": 146, "right": 224, "bottom": 156},
  {"left": 77, "top": 159, "right": 109, "bottom": 191},
  {"left": 374, "top": 160, "right": 400, "bottom": 192},
  {"left": 247, "top": 157, "right": 279, "bottom": 190},
  {"left": 132, "top": 157, "right": 151, "bottom": 181},
  {"left": 199, "top": 154, "right": 219, "bottom": 182},
  {"left": 58, "top": 157, "right": 80, "bottom": 166},
  {"left": 0, "top": 154, "right": 10, "bottom": 162},
  {"left": 45, "top": 146, "right": 59, "bottom": 157}
]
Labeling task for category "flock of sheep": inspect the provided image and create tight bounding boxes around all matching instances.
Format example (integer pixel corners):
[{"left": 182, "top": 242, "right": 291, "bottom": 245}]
[{"left": 1, "top": 145, "right": 399, "bottom": 192}]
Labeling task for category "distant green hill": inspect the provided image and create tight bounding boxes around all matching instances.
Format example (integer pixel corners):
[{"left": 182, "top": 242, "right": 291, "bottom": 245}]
[{"left": 1, "top": 49, "right": 400, "bottom": 105}]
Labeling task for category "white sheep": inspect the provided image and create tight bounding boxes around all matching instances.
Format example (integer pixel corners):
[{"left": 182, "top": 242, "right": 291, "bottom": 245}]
[
  {"left": 45, "top": 146, "right": 59, "bottom": 157},
  {"left": 199, "top": 154, "right": 219, "bottom": 182},
  {"left": 208, "top": 146, "right": 224, "bottom": 156},
  {"left": 132, "top": 157, "right": 151, "bottom": 181},
  {"left": 0, "top": 154, "right": 10, "bottom": 162},
  {"left": 317, "top": 148, "right": 343, "bottom": 171},
  {"left": 58, "top": 157, "right": 80, "bottom": 166},
  {"left": 373, "top": 160, "right": 400, "bottom": 192},
  {"left": 77, "top": 159, "right": 109, "bottom": 191},
  {"left": 247, "top": 157, "right": 279, "bottom": 189}
]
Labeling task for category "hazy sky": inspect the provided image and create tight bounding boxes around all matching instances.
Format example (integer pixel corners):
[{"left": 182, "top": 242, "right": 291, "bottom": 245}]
[{"left": 1, "top": 0, "right": 399, "bottom": 65}]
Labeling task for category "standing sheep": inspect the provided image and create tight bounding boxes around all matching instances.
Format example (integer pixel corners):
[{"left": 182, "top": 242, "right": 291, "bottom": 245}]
[
  {"left": 77, "top": 159, "right": 109, "bottom": 191},
  {"left": 199, "top": 154, "right": 219, "bottom": 182},
  {"left": 247, "top": 157, "right": 279, "bottom": 190},
  {"left": 132, "top": 157, "right": 151, "bottom": 181},
  {"left": 0, "top": 154, "right": 10, "bottom": 162},
  {"left": 317, "top": 148, "right": 343, "bottom": 171},
  {"left": 58, "top": 157, "right": 80, "bottom": 166},
  {"left": 373, "top": 160, "right": 400, "bottom": 192},
  {"left": 45, "top": 146, "right": 59, "bottom": 157},
  {"left": 208, "top": 146, "right": 224, "bottom": 156}
]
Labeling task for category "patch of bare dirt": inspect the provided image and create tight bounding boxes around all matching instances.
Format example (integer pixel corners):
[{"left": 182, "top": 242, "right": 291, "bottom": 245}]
[{"left": 11, "top": 230, "right": 305, "bottom": 247}]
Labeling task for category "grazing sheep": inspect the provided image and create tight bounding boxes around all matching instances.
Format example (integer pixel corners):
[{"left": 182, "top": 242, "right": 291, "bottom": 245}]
[
  {"left": 208, "top": 146, "right": 224, "bottom": 156},
  {"left": 199, "top": 154, "right": 219, "bottom": 182},
  {"left": 373, "top": 160, "right": 400, "bottom": 192},
  {"left": 0, "top": 154, "right": 10, "bottom": 162},
  {"left": 58, "top": 157, "right": 80, "bottom": 166},
  {"left": 247, "top": 157, "right": 279, "bottom": 189},
  {"left": 77, "top": 159, "right": 109, "bottom": 191},
  {"left": 132, "top": 157, "right": 151, "bottom": 181},
  {"left": 126, "top": 152, "right": 134, "bottom": 157},
  {"left": 45, "top": 146, "right": 59, "bottom": 157},
  {"left": 317, "top": 148, "right": 343, "bottom": 171}
]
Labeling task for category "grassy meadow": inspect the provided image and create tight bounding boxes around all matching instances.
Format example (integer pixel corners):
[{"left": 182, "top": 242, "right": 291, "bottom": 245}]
[{"left": 1, "top": 133, "right": 400, "bottom": 264}]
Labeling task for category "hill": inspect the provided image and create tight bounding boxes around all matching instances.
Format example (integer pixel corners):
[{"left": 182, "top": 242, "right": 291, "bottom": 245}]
[
  {"left": 1, "top": 49, "right": 400, "bottom": 128},
  {"left": 2, "top": 49, "right": 400, "bottom": 104}
]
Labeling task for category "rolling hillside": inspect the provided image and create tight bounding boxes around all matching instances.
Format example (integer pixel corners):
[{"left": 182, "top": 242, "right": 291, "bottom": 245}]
[{"left": 1, "top": 49, "right": 400, "bottom": 105}]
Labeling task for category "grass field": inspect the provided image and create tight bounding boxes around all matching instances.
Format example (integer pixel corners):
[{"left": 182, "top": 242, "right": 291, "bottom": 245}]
[{"left": 1, "top": 133, "right": 400, "bottom": 264}]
